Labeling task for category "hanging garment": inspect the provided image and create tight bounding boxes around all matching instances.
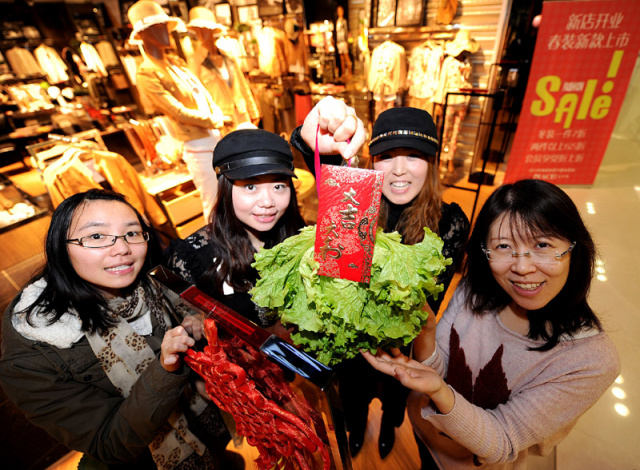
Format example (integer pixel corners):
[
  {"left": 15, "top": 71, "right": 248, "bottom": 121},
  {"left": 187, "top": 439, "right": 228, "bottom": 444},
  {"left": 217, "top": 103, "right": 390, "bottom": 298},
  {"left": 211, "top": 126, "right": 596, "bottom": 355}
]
[
  {"left": 284, "top": 36, "right": 308, "bottom": 77},
  {"left": 79, "top": 42, "right": 108, "bottom": 77},
  {"left": 61, "top": 47, "right": 87, "bottom": 86},
  {"left": 93, "top": 150, "right": 168, "bottom": 227},
  {"left": 42, "top": 149, "right": 103, "bottom": 207},
  {"left": 94, "top": 40, "right": 120, "bottom": 68},
  {"left": 407, "top": 41, "right": 444, "bottom": 102},
  {"left": 436, "top": 0, "right": 459, "bottom": 25},
  {"left": 257, "top": 26, "right": 289, "bottom": 78},
  {"left": 42, "top": 147, "right": 168, "bottom": 226},
  {"left": 5, "top": 47, "right": 45, "bottom": 76},
  {"left": 34, "top": 44, "right": 69, "bottom": 84},
  {"left": 367, "top": 40, "right": 406, "bottom": 102}
]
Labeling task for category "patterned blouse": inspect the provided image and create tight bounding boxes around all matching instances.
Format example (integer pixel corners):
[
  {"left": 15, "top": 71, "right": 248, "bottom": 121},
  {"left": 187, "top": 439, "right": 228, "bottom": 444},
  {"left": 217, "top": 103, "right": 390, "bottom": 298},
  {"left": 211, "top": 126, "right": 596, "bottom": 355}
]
[{"left": 164, "top": 228, "right": 272, "bottom": 328}]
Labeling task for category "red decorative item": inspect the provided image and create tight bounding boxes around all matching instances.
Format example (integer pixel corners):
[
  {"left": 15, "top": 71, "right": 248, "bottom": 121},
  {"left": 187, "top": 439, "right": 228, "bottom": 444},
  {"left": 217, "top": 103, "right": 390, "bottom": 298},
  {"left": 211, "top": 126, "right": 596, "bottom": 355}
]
[
  {"left": 314, "top": 164, "right": 384, "bottom": 284},
  {"left": 185, "top": 318, "right": 331, "bottom": 470},
  {"left": 503, "top": 0, "right": 640, "bottom": 185}
]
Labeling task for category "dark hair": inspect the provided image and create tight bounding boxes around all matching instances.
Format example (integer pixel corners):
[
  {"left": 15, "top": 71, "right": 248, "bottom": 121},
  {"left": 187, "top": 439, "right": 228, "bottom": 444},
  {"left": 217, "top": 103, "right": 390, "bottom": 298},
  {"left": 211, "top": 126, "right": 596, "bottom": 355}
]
[
  {"left": 198, "top": 175, "right": 305, "bottom": 296},
  {"left": 461, "top": 179, "right": 601, "bottom": 350},
  {"left": 374, "top": 158, "right": 444, "bottom": 243},
  {"left": 19, "top": 189, "right": 163, "bottom": 334}
]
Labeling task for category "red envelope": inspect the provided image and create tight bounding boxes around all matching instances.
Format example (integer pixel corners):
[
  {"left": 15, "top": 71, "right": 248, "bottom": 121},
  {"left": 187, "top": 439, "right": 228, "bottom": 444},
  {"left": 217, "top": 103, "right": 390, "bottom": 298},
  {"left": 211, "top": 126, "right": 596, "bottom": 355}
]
[{"left": 314, "top": 164, "right": 384, "bottom": 284}]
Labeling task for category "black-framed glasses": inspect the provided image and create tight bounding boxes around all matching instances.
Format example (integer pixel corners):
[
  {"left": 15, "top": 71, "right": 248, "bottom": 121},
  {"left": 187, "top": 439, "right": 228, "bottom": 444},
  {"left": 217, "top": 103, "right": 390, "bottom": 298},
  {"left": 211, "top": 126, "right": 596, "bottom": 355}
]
[
  {"left": 66, "top": 231, "right": 150, "bottom": 248},
  {"left": 481, "top": 241, "right": 576, "bottom": 264}
]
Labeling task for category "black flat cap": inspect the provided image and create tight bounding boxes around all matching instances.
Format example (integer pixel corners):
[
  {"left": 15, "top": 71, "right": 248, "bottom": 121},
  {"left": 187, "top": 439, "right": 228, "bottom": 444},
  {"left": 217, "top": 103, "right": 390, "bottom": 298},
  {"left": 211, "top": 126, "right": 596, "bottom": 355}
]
[
  {"left": 369, "top": 107, "right": 439, "bottom": 158},
  {"left": 213, "top": 129, "right": 296, "bottom": 180}
]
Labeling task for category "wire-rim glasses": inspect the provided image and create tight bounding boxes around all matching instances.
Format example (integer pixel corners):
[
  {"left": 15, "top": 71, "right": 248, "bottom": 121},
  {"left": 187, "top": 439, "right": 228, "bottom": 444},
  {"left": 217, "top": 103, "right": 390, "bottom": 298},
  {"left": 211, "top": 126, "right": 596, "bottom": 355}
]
[
  {"left": 481, "top": 241, "right": 576, "bottom": 264},
  {"left": 66, "top": 231, "right": 150, "bottom": 248}
]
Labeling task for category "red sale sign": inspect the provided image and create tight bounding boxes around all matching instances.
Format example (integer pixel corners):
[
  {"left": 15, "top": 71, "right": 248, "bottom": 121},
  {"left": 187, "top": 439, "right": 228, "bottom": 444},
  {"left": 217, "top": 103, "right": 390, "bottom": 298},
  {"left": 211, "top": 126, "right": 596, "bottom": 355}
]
[
  {"left": 314, "top": 165, "right": 384, "bottom": 284},
  {"left": 503, "top": 0, "right": 640, "bottom": 185}
]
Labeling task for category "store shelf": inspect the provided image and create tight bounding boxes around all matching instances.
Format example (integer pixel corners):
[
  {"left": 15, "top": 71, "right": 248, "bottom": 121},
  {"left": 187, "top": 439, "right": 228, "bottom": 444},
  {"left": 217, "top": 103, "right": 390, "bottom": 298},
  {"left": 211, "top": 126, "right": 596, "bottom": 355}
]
[{"left": 0, "top": 175, "right": 49, "bottom": 234}]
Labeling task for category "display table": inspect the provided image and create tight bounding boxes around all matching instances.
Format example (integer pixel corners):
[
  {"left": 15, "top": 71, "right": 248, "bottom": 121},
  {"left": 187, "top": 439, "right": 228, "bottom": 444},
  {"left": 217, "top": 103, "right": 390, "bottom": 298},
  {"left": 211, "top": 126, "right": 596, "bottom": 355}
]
[{"left": 141, "top": 168, "right": 204, "bottom": 239}]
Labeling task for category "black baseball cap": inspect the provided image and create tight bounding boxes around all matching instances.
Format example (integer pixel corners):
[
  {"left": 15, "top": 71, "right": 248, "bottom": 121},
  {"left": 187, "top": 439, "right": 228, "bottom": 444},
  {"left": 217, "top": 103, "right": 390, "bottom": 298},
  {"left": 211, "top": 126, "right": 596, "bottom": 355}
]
[
  {"left": 213, "top": 129, "right": 297, "bottom": 180},
  {"left": 369, "top": 107, "right": 439, "bottom": 160}
]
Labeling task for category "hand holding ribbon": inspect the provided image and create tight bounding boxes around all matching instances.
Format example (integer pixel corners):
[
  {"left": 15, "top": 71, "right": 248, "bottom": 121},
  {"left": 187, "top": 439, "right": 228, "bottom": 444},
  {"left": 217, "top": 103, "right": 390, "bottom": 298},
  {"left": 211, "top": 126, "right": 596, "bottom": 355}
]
[{"left": 301, "top": 96, "right": 366, "bottom": 163}]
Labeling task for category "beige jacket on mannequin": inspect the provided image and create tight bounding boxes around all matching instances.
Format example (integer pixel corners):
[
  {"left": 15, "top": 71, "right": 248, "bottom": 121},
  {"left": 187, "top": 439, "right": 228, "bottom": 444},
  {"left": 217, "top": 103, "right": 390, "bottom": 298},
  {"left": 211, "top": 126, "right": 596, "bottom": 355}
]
[
  {"left": 188, "top": 45, "right": 259, "bottom": 129},
  {"left": 136, "top": 54, "right": 224, "bottom": 142}
]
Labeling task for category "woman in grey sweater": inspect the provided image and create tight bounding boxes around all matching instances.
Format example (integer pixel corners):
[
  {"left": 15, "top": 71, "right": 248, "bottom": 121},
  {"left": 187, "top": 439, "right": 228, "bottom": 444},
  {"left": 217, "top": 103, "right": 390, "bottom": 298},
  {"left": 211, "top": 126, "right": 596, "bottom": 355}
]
[{"left": 363, "top": 179, "right": 620, "bottom": 469}]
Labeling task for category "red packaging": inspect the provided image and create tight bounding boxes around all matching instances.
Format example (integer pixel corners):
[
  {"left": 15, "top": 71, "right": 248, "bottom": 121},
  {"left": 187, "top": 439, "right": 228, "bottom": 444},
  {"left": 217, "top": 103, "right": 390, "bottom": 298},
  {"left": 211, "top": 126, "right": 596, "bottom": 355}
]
[{"left": 314, "top": 164, "right": 384, "bottom": 284}]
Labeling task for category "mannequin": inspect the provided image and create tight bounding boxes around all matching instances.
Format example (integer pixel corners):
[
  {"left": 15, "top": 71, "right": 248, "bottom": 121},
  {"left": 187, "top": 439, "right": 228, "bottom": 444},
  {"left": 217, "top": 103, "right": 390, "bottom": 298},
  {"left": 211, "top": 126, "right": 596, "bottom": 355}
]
[
  {"left": 128, "top": 1, "right": 224, "bottom": 222},
  {"left": 434, "top": 29, "right": 478, "bottom": 171},
  {"left": 186, "top": 7, "right": 260, "bottom": 132},
  {"left": 336, "top": 6, "right": 352, "bottom": 81}
]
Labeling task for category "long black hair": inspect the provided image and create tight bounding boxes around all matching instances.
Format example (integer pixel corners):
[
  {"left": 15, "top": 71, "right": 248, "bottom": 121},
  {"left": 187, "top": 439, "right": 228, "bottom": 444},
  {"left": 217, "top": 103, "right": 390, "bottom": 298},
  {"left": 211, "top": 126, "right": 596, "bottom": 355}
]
[
  {"left": 19, "top": 189, "right": 164, "bottom": 335},
  {"left": 461, "top": 179, "right": 601, "bottom": 350},
  {"left": 198, "top": 175, "right": 305, "bottom": 296}
]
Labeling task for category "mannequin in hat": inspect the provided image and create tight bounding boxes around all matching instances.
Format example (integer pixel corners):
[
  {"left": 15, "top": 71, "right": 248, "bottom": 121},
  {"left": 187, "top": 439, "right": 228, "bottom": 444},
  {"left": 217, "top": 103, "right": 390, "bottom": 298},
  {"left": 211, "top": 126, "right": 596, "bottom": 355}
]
[
  {"left": 186, "top": 6, "right": 260, "bottom": 132},
  {"left": 128, "top": 0, "right": 225, "bottom": 223},
  {"left": 291, "top": 101, "right": 470, "bottom": 460}
]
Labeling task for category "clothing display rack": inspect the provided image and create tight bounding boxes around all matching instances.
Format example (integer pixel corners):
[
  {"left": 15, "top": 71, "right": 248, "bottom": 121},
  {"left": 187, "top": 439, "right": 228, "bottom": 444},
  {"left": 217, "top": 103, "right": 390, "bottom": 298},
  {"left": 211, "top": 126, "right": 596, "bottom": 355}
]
[
  {"left": 437, "top": 89, "right": 505, "bottom": 221},
  {"left": 26, "top": 129, "right": 106, "bottom": 171}
]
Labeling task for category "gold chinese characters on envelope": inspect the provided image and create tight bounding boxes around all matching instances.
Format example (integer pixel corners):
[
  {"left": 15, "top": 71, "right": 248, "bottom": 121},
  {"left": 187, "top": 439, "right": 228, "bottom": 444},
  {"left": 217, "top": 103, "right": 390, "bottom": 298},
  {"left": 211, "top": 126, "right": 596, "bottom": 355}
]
[{"left": 314, "top": 164, "right": 385, "bottom": 284}]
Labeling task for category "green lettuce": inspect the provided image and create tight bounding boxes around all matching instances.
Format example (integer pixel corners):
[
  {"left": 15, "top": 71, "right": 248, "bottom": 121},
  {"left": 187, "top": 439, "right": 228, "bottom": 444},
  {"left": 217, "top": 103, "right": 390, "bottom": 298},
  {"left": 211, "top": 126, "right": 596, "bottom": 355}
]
[{"left": 250, "top": 225, "right": 450, "bottom": 365}]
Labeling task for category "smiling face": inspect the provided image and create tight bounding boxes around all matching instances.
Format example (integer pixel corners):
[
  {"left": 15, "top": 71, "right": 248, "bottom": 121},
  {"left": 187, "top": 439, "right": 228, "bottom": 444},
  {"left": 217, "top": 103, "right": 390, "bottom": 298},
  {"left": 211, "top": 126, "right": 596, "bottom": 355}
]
[
  {"left": 67, "top": 200, "right": 148, "bottom": 298},
  {"left": 486, "top": 214, "right": 572, "bottom": 314},
  {"left": 231, "top": 174, "right": 291, "bottom": 249},
  {"left": 372, "top": 147, "right": 430, "bottom": 205}
]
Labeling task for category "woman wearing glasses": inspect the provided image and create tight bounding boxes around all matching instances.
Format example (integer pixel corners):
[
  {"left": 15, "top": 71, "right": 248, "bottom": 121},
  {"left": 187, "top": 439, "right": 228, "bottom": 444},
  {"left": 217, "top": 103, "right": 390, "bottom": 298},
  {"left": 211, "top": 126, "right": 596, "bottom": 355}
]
[
  {"left": 363, "top": 179, "right": 620, "bottom": 469},
  {"left": 0, "top": 189, "right": 242, "bottom": 469}
]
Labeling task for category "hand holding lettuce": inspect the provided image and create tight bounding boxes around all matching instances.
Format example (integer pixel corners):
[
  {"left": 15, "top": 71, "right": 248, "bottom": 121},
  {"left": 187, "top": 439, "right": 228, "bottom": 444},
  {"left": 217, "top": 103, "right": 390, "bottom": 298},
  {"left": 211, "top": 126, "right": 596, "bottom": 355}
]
[{"left": 250, "top": 225, "right": 450, "bottom": 365}]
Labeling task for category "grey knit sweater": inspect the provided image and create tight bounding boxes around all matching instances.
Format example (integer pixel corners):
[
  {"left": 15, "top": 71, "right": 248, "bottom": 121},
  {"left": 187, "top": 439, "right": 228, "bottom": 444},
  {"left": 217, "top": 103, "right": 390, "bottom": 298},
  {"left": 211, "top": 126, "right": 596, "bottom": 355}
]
[{"left": 408, "top": 286, "right": 620, "bottom": 469}]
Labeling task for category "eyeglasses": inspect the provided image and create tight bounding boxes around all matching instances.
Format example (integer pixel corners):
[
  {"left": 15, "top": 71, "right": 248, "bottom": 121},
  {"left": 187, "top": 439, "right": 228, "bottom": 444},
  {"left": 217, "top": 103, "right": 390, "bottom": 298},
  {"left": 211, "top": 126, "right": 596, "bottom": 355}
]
[
  {"left": 481, "top": 241, "right": 576, "bottom": 264},
  {"left": 66, "top": 231, "right": 150, "bottom": 248}
]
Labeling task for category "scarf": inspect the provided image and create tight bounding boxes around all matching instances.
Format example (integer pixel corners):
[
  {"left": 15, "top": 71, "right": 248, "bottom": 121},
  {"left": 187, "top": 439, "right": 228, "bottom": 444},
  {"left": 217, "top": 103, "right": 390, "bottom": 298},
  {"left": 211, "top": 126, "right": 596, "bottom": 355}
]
[{"left": 85, "top": 281, "right": 214, "bottom": 470}]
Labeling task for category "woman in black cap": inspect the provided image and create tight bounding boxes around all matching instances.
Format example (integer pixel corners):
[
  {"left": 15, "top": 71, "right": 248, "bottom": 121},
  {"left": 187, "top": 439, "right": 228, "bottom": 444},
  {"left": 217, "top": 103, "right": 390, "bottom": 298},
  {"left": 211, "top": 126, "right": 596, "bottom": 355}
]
[
  {"left": 292, "top": 100, "right": 470, "bottom": 461},
  {"left": 165, "top": 129, "right": 307, "bottom": 330},
  {"left": 165, "top": 97, "right": 364, "bottom": 329}
]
